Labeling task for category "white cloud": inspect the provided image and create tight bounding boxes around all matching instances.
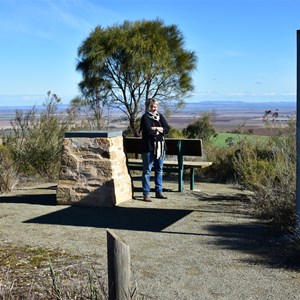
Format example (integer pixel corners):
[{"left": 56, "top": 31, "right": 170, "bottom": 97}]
[{"left": 0, "top": 0, "right": 121, "bottom": 39}]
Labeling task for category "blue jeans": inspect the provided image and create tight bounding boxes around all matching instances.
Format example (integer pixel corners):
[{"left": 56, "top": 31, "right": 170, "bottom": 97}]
[{"left": 142, "top": 151, "right": 165, "bottom": 196}]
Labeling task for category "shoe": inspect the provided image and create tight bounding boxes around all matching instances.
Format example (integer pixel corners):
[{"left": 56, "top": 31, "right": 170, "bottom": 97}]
[
  {"left": 143, "top": 195, "right": 152, "bottom": 202},
  {"left": 155, "top": 192, "right": 168, "bottom": 199}
]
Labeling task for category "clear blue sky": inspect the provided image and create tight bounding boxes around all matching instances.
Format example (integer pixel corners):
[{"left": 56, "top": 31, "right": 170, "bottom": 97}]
[{"left": 0, "top": 0, "right": 299, "bottom": 106}]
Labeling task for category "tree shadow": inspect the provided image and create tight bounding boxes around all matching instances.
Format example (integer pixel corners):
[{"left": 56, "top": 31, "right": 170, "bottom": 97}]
[
  {"left": 196, "top": 193, "right": 250, "bottom": 202},
  {"left": 190, "top": 191, "right": 300, "bottom": 270},
  {"left": 190, "top": 192, "right": 251, "bottom": 217},
  {"left": 204, "top": 220, "right": 300, "bottom": 271}
]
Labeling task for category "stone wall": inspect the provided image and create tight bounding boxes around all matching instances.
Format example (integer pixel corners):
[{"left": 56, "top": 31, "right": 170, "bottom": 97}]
[{"left": 56, "top": 131, "right": 132, "bottom": 207}]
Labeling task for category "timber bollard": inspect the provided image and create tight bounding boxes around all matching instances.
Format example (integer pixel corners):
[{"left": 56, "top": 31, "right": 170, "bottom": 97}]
[{"left": 107, "top": 230, "right": 131, "bottom": 300}]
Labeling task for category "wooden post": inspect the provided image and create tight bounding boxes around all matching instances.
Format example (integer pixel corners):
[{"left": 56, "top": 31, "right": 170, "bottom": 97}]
[
  {"left": 296, "top": 29, "right": 300, "bottom": 233},
  {"left": 107, "top": 230, "right": 131, "bottom": 300}
]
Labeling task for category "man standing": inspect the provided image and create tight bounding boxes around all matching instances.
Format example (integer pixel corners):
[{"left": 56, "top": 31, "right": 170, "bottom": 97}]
[{"left": 140, "top": 98, "right": 169, "bottom": 202}]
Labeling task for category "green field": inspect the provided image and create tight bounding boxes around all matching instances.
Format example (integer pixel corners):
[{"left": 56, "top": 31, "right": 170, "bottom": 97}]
[{"left": 210, "top": 132, "right": 270, "bottom": 147}]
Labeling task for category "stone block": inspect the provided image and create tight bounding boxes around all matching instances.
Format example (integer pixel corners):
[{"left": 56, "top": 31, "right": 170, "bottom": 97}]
[{"left": 56, "top": 131, "right": 132, "bottom": 207}]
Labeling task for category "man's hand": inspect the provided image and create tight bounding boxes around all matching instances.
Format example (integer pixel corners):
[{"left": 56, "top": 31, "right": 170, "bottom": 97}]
[{"left": 151, "top": 126, "right": 164, "bottom": 134}]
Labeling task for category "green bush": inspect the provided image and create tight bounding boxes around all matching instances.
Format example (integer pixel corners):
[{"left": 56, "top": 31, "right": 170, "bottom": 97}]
[
  {"left": 233, "top": 119, "right": 296, "bottom": 230},
  {"left": 1, "top": 92, "right": 79, "bottom": 182},
  {"left": 200, "top": 117, "right": 296, "bottom": 231},
  {"left": 21, "top": 114, "right": 65, "bottom": 181},
  {"left": 201, "top": 143, "right": 239, "bottom": 183},
  {"left": 165, "top": 126, "right": 185, "bottom": 138},
  {"left": 183, "top": 113, "right": 215, "bottom": 142},
  {"left": 0, "top": 144, "right": 18, "bottom": 192}
]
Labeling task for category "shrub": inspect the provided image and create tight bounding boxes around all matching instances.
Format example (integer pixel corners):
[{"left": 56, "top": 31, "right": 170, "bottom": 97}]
[
  {"left": 1, "top": 92, "right": 79, "bottom": 182},
  {"left": 165, "top": 126, "right": 185, "bottom": 138},
  {"left": 234, "top": 119, "right": 296, "bottom": 230},
  {"left": 0, "top": 144, "right": 18, "bottom": 192},
  {"left": 201, "top": 143, "right": 239, "bottom": 183},
  {"left": 183, "top": 113, "right": 215, "bottom": 142},
  {"left": 122, "top": 117, "right": 141, "bottom": 137}
]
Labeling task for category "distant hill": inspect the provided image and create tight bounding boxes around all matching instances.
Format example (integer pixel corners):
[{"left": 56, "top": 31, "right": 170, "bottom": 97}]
[{"left": 184, "top": 101, "right": 296, "bottom": 112}]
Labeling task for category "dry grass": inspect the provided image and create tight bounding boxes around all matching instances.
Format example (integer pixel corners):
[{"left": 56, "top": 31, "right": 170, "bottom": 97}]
[{"left": 0, "top": 241, "right": 108, "bottom": 299}]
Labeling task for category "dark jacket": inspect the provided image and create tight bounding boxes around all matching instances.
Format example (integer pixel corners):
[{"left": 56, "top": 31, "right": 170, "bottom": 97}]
[{"left": 140, "top": 112, "right": 169, "bottom": 153}]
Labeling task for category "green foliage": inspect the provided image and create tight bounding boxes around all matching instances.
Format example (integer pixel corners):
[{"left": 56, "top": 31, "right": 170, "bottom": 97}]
[
  {"left": 22, "top": 116, "right": 64, "bottom": 181},
  {"left": 0, "top": 144, "right": 18, "bottom": 192},
  {"left": 122, "top": 117, "right": 141, "bottom": 137},
  {"left": 3, "top": 108, "right": 36, "bottom": 176},
  {"left": 76, "top": 19, "right": 197, "bottom": 136},
  {"left": 233, "top": 119, "right": 296, "bottom": 230},
  {"left": 183, "top": 113, "right": 215, "bottom": 142},
  {"left": 201, "top": 117, "right": 296, "bottom": 231},
  {"left": 165, "top": 126, "right": 185, "bottom": 138},
  {"left": 201, "top": 143, "right": 239, "bottom": 183},
  {"left": 2, "top": 92, "right": 78, "bottom": 183}
]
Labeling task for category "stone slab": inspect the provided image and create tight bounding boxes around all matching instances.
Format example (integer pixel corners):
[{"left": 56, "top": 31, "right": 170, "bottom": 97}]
[{"left": 64, "top": 131, "right": 123, "bottom": 138}]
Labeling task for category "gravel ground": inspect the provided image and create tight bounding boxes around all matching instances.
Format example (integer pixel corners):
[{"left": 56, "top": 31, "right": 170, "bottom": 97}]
[{"left": 1, "top": 177, "right": 300, "bottom": 299}]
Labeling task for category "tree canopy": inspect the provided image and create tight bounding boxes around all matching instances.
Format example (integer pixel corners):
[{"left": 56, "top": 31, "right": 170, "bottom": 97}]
[{"left": 76, "top": 19, "right": 197, "bottom": 135}]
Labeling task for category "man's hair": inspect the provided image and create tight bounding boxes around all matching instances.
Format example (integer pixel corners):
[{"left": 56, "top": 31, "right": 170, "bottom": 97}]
[{"left": 146, "top": 98, "right": 158, "bottom": 110}]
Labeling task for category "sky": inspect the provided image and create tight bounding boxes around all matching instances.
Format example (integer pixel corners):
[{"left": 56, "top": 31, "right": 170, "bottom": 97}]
[{"left": 0, "top": 0, "right": 299, "bottom": 106}]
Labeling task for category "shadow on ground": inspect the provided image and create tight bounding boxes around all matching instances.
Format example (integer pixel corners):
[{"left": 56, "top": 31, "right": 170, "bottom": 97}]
[
  {"left": 23, "top": 206, "right": 193, "bottom": 233},
  {"left": 204, "top": 221, "right": 300, "bottom": 271},
  {"left": 186, "top": 189, "right": 300, "bottom": 271},
  {"left": 0, "top": 194, "right": 57, "bottom": 205},
  {"left": 196, "top": 195, "right": 300, "bottom": 270},
  {"left": 2, "top": 182, "right": 300, "bottom": 271},
  {"left": 1, "top": 183, "right": 193, "bottom": 234}
]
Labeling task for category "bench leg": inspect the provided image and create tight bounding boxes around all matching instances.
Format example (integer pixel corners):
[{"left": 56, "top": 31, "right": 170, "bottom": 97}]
[
  {"left": 178, "top": 169, "right": 184, "bottom": 192},
  {"left": 190, "top": 168, "right": 195, "bottom": 190}
]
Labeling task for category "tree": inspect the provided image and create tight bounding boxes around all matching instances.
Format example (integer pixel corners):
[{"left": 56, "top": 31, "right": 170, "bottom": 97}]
[
  {"left": 76, "top": 19, "right": 197, "bottom": 136},
  {"left": 77, "top": 77, "right": 112, "bottom": 129},
  {"left": 183, "top": 113, "right": 216, "bottom": 142}
]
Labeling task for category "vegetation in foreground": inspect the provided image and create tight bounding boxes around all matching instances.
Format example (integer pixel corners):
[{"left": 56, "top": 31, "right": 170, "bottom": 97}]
[
  {"left": 205, "top": 115, "right": 296, "bottom": 231},
  {"left": 0, "top": 241, "right": 108, "bottom": 299}
]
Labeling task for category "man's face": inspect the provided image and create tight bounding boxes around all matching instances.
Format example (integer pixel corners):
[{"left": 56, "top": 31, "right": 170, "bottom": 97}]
[{"left": 150, "top": 103, "right": 158, "bottom": 113}]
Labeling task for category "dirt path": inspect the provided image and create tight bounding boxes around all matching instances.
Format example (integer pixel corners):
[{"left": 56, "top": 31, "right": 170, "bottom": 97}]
[{"left": 1, "top": 178, "right": 300, "bottom": 299}]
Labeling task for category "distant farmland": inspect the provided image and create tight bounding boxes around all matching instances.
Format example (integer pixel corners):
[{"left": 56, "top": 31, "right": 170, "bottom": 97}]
[
  {"left": 210, "top": 132, "right": 270, "bottom": 147},
  {"left": 0, "top": 101, "right": 296, "bottom": 135},
  {"left": 167, "top": 101, "right": 295, "bottom": 135}
]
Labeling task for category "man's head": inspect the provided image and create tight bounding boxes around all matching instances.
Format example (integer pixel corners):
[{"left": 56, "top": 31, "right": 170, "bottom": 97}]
[{"left": 146, "top": 98, "right": 158, "bottom": 113}]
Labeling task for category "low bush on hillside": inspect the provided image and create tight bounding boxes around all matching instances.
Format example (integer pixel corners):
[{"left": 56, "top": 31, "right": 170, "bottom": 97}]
[
  {"left": 234, "top": 118, "right": 296, "bottom": 230},
  {"left": 0, "top": 144, "right": 18, "bottom": 192},
  {"left": 183, "top": 112, "right": 215, "bottom": 142},
  {"left": 0, "top": 92, "right": 85, "bottom": 190},
  {"left": 200, "top": 143, "right": 238, "bottom": 183},
  {"left": 195, "top": 114, "right": 296, "bottom": 231}
]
